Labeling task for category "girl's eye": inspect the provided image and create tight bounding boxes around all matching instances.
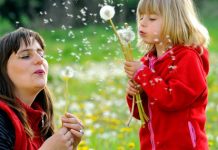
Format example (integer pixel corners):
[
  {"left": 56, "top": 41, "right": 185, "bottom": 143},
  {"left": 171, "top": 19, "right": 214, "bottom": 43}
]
[
  {"left": 149, "top": 18, "right": 156, "bottom": 21},
  {"left": 139, "top": 15, "right": 144, "bottom": 20}
]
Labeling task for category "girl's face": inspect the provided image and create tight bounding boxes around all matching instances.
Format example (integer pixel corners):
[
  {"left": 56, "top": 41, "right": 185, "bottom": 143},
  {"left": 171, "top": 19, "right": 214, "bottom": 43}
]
[
  {"left": 7, "top": 38, "right": 48, "bottom": 98},
  {"left": 138, "top": 14, "right": 163, "bottom": 44}
]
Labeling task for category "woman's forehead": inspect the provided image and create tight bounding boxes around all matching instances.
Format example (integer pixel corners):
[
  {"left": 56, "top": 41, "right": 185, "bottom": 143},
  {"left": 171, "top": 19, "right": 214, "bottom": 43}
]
[{"left": 18, "top": 37, "right": 42, "bottom": 51}]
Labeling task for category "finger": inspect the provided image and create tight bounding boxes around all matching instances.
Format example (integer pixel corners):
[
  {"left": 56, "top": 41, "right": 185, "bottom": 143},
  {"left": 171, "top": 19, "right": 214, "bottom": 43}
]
[
  {"left": 127, "top": 86, "right": 138, "bottom": 96},
  {"left": 124, "top": 61, "right": 133, "bottom": 67},
  {"left": 63, "top": 123, "right": 83, "bottom": 132},
  {"left": 62, "top": 117, "right": 78, "bottom": 124},
  {"left": 70, "top": 129, "right": 84, "bottom": 138},
  {"left": 129, "top": 80, "right": 136, "bottom": 87},
  {"left": 126, "top": 71, "right": 135, "bottom": 78},
  {"left": 124, "top": 64, "right": 132, "bottom": 71},
  {"left": 129, "top": 88, "right": 138, "bottom": 95},
  {"left": 58, "top": 127, "right": 68, "bottom": 135},
  {"left": 65, "top": 113, "right": 84, "bottom": 128},
  {"left": 64, "top": 131, "right": 73, "bottom": 140}
]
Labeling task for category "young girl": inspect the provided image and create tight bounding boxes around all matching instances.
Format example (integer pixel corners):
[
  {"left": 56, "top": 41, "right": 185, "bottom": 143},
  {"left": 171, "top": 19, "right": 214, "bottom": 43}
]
[{"left": 124, "top": 0, "right": 209, "bottom": 149}]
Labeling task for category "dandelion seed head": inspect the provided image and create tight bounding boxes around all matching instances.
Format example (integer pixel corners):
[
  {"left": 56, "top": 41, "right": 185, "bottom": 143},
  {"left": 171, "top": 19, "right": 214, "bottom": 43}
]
[
  {"left": 60, "top": 66, "right": 74, "bottom": 80},
  {"left": 100, "top": 5, "right": 115, "bottom": 21},
  {"left": 117, "top": 28, "right": 135, "bottom": 45}
]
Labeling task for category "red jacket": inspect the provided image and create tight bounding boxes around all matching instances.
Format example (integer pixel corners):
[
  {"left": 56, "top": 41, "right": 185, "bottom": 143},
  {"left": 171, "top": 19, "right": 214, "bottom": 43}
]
[
  {"left": 126, "top": 45, "right": 209, "bottom": 150},
  {"left": 0, "top": 100, "right": 44, "bottom": 150}
]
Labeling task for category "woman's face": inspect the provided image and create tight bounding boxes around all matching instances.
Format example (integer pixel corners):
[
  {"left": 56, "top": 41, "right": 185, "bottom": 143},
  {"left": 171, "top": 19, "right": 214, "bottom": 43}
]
[{"left": 7, "top": 38, "right": 48, "bottom": 97}]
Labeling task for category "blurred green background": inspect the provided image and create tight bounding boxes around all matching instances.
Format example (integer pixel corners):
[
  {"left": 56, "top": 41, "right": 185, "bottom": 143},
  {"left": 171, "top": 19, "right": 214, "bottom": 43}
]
[{"left": 0, "top": 0, "right": 218, "bottom": 149}]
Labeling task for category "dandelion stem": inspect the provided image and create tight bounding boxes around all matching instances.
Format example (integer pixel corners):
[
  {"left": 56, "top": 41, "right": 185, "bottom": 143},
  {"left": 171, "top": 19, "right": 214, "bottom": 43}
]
[
  {"left": 64, "top": 79, "right": 69, "bottom": 113},
  {"left": 126, "top": 96, "right": 135, "bottom": 127},
  {"left": 109, "top": 19, "right": 127, "bottom": 58},
  {"left": 108, "top": 19, "right": 149, "bottom": 126}
]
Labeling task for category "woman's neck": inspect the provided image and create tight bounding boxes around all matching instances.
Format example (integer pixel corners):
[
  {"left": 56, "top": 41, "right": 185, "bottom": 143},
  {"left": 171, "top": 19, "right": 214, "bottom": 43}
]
[{"left": 15, "top": 90, "right": 38, "bottom": 106}]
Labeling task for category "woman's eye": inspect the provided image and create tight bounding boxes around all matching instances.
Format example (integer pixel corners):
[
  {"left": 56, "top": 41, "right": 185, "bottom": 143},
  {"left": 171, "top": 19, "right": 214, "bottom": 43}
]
[
  {"left": 37, "top": 50, "right": 44, "bottom": 58},
  {"left": 19, "top": 53, "right": 30, "bottom": 59}
]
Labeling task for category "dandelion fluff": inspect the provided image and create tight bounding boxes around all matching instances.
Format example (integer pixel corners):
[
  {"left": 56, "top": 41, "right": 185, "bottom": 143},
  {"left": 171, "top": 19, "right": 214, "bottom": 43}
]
[
  {"left": 117, "top": 28, "right": 135, "bottom": 45},
  {"left": 100, "top": 5, "right": 115, "bottom": 21}
]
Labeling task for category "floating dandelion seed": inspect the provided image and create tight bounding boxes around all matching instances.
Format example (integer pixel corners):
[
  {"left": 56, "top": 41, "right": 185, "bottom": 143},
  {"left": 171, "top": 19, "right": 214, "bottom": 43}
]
[
  {"left": 100, "top": 5, "right": 115, "bottom": 21},
  {"left": 43, "top": 19, "right": 49, "bottom": 24},
  {"left": 52, "top": 3, "right": 57, "bottom": 7},
  {"left": 154, "top": 38, "right": 159, "bottom": 42}
]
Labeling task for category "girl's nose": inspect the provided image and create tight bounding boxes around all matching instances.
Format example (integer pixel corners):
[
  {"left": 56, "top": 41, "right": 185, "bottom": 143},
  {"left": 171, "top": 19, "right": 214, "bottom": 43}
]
[{"left": 139, "top": 17, "right": 147, "bottom": 27}]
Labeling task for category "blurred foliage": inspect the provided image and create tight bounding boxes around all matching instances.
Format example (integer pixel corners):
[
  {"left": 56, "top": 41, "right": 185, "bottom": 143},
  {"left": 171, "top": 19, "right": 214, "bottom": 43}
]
[
  {"left": 0, "top": 0, "right": 45, "bottom": 28},
  {"left": 0, "top": 0, "right": 206, "bottom": 28}
]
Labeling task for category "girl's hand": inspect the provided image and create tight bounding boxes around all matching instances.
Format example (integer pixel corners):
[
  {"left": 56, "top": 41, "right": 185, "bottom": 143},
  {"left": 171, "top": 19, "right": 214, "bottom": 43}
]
[
  {"left": 126, "top": 80, "right": 143, "bottom": 96},
  {"left": 124, "top": 61, "right": 142, "bottom": 79},
  {"left": 39, "top": 127, "right": 73, "bottom": 150},
  {"left": 62, "top": 113, "right": 84, "bottom": 149}
]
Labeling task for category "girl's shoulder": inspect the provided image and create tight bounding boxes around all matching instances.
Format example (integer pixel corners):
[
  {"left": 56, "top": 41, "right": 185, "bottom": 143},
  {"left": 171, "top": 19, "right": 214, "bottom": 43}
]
[{"left": 172, "top": 45, "right": 208, "bottom": 57}]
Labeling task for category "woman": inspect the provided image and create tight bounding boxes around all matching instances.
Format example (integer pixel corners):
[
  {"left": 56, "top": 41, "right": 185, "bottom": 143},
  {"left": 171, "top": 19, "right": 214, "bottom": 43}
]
[{"left": 0, "top": 27, "right": 84, "bottom": 150}]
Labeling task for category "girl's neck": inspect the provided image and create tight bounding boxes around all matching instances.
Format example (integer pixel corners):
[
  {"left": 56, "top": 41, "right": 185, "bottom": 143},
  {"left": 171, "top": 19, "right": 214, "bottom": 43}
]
[{"left": 154, "top": 43, "right": 171, "bottom": 57}]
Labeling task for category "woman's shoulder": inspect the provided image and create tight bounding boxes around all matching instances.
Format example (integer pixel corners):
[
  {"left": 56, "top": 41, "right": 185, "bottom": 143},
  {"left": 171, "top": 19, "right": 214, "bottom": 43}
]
[{"left": 0, "top": 109, "right": 15, "bottom": 150}]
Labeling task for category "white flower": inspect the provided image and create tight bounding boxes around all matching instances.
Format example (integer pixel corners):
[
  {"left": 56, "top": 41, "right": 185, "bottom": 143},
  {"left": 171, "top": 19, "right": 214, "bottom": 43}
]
[
  {"left": 100, "top": 5, "right": 115, "bottom": 21},
  {"left": 60, "top": 66, "right": 74, "bottom": 80},
  {"left": 117, "top": 27, "right": 135, "bottom": 45}
]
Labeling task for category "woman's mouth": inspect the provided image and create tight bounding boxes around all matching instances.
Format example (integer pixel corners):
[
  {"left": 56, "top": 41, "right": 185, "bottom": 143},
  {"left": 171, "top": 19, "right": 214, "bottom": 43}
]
[{"left": 34, "top": 69, "right": 45, "bottom": 75}]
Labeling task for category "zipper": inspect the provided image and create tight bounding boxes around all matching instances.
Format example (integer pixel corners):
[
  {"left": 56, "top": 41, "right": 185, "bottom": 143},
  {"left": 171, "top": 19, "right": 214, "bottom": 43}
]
[
  {"left": 148, "top": 103, "right": 156, "bottom": 150},
  {"left": 188, "top": 121, "right": 197, "bottom": 148}
]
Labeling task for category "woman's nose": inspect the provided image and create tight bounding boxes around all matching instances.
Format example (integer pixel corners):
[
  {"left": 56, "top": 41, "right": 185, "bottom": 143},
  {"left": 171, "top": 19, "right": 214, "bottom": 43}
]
[{"left": 34, "top": 53, "right": 44, "bottom": 64}]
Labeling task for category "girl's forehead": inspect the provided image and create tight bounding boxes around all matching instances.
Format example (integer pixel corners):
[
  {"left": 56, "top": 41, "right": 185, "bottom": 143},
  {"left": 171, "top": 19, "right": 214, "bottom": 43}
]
[{"left": 138, "top": 0, "right": 161, "bottom": 15}]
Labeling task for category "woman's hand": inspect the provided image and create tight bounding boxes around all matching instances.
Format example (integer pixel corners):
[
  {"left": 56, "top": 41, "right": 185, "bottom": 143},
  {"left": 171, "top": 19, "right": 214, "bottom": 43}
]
[
  {"left": 62, "top": 113, "right": 84, "bottom": 150},
  {"left": 126, "top": 80, "right": 143, "bottom": 96},
  {"left": 124, "top": 61, "right": 142, "bottom": 79},
  {"left": 39, "top": 127, "right": 73, "bottom": 150}
]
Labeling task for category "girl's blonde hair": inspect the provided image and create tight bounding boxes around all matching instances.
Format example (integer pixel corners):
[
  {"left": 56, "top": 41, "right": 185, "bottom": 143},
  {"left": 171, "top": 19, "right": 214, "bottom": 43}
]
[{"left": 137, "top": 0, "right": 210, "bottom": 51}]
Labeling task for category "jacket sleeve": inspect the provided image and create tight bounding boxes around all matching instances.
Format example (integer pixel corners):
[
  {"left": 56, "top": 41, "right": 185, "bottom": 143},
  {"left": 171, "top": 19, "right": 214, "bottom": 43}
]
[
  {"left": 133, "top": 50, "right": 208, "bottom": 111},
  {"left": 0, "top": 109, "right": 15, "bottom": 150},
  {"left": 126, "top": 92, "right": 149, "bottom": 120}
]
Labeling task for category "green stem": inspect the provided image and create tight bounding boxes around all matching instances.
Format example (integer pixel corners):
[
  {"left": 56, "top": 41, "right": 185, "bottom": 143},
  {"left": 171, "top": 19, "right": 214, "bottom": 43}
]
[
  {"left": 126, "top": 96, "right": 135, "bottom": 127},
  {"left": 64, "top": 79, "right": 69, "bottom": 113}
]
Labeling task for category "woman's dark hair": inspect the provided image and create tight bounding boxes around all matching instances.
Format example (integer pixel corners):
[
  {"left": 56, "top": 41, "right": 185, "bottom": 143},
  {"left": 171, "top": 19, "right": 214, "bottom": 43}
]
[{"left": 0, "top": 27, "right": 54, "bottom": 139}]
